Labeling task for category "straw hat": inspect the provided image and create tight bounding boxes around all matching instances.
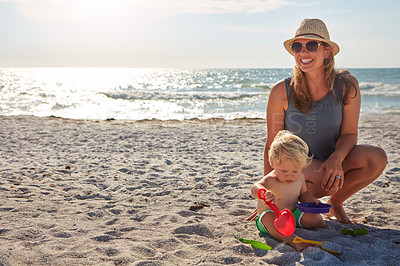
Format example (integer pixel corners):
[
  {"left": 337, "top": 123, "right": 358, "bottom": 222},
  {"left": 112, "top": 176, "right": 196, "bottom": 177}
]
[{"left": 284, "top": 18, "right": 340, "bottom": 56}]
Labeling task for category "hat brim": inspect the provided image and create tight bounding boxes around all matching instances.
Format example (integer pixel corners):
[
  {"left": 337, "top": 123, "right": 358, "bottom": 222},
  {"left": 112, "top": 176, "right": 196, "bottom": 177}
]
[{"left": 284, "top": 36, "right": 340, "bottom": 56}]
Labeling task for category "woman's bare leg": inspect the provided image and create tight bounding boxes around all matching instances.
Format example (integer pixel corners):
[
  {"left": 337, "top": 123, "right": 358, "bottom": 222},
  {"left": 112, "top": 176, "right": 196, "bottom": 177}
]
[
  {"left": 328, "top": 145, "right": 387, "bottom": 223},
  {"left": 303, "top": 144, "right": 387, "bottom": 223}
]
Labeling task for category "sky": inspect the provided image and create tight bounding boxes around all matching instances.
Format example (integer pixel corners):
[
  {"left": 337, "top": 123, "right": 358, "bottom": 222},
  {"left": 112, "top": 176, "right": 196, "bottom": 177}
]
[{"left": 0, "top": 0, "right": 399, "bottom": 68}]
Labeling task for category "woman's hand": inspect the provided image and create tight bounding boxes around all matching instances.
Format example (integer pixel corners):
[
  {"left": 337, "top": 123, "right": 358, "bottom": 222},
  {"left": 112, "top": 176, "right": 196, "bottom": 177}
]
[{"left": 315, "top": 153, "right": 344, "bottom": 192}]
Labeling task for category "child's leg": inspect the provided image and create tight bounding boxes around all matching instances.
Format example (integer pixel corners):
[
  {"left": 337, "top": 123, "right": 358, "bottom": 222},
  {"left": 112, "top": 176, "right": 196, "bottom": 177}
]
[
  {"left": 300, "top": 213, "right": 325, "bottom": 228},
  {"left": 260, "top": 212, "right": 313, "bottom": 251}
]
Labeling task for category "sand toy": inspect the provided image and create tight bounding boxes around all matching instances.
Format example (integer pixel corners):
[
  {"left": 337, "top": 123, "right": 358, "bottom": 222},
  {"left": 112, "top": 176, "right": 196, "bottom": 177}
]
[
  {"left": 296, "top": 202, "right": 332, "bottom": 213},
  {"left": 342, "top": 227, "right": 368, "bottom": 236},
  {"left": 257, "top": 188, "right": 296, "bottom": 236},
  {"left": 238, "top": 238, "right": 272, "bottom": 250},
  {"left": 293, "top": 236, "right": 343, "bottom": 254}
]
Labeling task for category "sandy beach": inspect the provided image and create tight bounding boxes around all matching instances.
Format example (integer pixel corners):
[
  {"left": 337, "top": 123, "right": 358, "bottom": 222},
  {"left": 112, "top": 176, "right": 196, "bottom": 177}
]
[{"left": 0, "top": 113, "right": 399, "bottom": 265}]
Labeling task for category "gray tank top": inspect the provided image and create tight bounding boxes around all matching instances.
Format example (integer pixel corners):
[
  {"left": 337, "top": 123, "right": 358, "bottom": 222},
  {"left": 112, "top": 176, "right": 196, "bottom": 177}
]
[{"left": 284, "top": 78, "right": 343, "bottom": 161}]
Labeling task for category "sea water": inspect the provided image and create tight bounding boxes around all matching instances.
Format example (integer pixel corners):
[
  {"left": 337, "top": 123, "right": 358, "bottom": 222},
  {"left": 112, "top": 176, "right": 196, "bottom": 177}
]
[{"left": 0, "top": 68, "right": 399, "bottom": 120}]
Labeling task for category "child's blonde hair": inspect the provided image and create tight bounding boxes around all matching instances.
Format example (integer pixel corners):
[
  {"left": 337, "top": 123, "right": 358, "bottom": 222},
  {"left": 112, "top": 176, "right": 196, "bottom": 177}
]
[{"left": 269, "top": 130, "right": 312, "bottom": 169}]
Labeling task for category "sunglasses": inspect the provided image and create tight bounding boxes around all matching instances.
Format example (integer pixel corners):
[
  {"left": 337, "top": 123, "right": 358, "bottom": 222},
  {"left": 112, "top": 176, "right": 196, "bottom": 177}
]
[{"left": 291, "top": 41, "right": 324, "bottom": 54}]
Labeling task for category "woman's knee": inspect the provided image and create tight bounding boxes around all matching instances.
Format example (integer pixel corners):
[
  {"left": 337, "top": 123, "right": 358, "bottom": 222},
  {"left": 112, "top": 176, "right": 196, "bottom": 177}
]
[
  {"left": 345, "top": 145, "right": 387, "bottom": 172},
  {"left": 372, "top": 145, "right": 388, "bottom": 169},
  {"left": 363, "top": 145, "right": 387, "bottom": 174}
]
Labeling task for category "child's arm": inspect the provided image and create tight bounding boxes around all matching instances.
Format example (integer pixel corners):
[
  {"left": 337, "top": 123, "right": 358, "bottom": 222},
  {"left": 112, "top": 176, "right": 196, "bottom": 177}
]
[
  {"left": 299, "top": 191, "right": 319, "bottom": 204},
  {"left": 299, "top": 175, "right": 319, "bottom": 204},
  {"left": 251, "top": 176, "right": 275, "bottom": 202}
]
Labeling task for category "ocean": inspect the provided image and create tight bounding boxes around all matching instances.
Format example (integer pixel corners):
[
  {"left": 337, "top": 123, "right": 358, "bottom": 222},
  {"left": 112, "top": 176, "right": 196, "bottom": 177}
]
[{"left": 0, "top": 68, "right": 399, "bottom": 120}]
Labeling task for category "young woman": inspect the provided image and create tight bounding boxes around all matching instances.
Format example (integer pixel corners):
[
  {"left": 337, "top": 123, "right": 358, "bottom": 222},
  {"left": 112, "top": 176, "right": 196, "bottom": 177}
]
[{"left": 264, "top": 19, "right": 387, "bottom": 224}]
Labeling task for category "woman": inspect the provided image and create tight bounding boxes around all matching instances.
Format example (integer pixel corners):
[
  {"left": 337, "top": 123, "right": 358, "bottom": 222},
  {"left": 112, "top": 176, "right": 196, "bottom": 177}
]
[{"left": 265, "top": 19, "right": 387, "bottom": 224}]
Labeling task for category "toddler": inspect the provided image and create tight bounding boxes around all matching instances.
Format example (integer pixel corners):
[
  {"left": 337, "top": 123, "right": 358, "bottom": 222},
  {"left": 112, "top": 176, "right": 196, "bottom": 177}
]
[{"left": 251, "top": 130, "right": 325, "bottom": 251}]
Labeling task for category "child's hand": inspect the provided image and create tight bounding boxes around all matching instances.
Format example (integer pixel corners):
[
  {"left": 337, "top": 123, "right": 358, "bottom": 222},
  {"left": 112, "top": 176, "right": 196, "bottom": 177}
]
[
  {"left": 312, "top": 198, "right": 320, "bottom": 205},
  {"left": 263, "top": 190, "right": 275, "bottom": 203},
  {"left": 258, "top": 188, "right": 275, "bottom": 203}
]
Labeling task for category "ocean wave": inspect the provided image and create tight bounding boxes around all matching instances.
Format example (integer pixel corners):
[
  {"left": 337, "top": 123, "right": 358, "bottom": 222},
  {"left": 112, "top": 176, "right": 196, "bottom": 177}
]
[
  {"left": 251, "top": 83, "right": 271, "bottom": 89},
  {"left": 51, "top": 103, "right": 73, "bottom": 110},
  {"left": 100, "top": 90, "right": 265, "bottom": 101},
  {"left": 359, "top": 82, "right": 400, "bottom": 96},
  {"left": 0, "top": 68, "right": 398, "bottom": 120},
  {"left": 359, "top": 82, "right": 382, "bottom": 90}
]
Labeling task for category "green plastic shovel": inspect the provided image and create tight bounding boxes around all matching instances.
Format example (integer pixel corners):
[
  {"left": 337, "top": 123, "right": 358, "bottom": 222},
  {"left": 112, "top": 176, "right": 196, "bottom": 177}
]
[{"left": 238, "top": 238, "right": 272, "bottom": 250}]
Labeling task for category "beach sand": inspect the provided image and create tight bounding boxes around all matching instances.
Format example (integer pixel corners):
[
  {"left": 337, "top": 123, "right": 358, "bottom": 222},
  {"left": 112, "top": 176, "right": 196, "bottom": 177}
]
[{"left": 0, "top": 114, "right": 399, "bottom": 265}]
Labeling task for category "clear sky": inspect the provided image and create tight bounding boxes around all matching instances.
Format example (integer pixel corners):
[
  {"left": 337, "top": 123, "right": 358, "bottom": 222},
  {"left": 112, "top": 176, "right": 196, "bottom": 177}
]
[{"left": 0, "top": 0, "right": 399, "bottom": 68}]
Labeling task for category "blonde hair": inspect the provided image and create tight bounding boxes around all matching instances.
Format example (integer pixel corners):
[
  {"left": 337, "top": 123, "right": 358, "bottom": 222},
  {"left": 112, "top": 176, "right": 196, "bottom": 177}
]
[
  {"left": 269, "top": 130, "right": 312, "bottom": 169},
  {"left": 290, "top": 43, "right": 358, "bottom": 113}
]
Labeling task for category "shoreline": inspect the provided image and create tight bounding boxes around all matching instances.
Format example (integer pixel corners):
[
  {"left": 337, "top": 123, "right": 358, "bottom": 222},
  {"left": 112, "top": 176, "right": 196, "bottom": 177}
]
[
  {"left": 0, "top": 113, "right": 399, "bottom": 265},
  {"left": 2, "top": 111, "right": 398, "bottom": 122}
]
